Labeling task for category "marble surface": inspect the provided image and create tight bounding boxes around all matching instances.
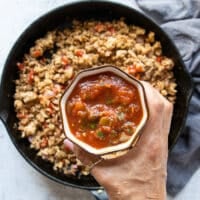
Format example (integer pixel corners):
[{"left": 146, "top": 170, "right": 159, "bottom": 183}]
[{"left": 0, "top": 0, "right": 200, "bottom": 199}]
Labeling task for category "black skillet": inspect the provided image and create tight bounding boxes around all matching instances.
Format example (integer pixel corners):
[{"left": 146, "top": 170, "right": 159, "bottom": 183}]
[{"left": 0, "top": 1, "right": 193, "bottom": 200}]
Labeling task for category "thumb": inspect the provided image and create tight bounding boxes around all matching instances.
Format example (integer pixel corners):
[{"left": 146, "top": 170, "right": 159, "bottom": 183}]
[{"left": 63, "top": 139, "right": 101, "bottom": 166}]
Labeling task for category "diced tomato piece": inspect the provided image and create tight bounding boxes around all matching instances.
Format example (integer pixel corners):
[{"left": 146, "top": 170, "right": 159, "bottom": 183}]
[
  {"left": 47, "top": 103, "right": 55, "bottom": 115},
  {"left": 33, "top": 49, "right": 42, "bottom": 58},
  {"left": 75, "top": 50, "right": 84, "bottom": 57},
  {"left": 48, "top": 109, "right": 54, "bottom": 115},
  {"left": 107, "top": 26, "right": 115, "bottom": 34},
  {"left": 40, "top": 137, "right": 48, "bottom": 148},
  {"left": 28, "top": 69, "right": 34, "bottom": 84},
  {"left": 94, "top": 24, "right": 105, "bottom": 33},
  {"left": 156, "top": 56, "right": 163, "bottom": 62},
  {"left": 17, "top": 113, "right": 27, "bottom": 119},
  {"left": 61, "top": 56, "right": 69, "bottom": 65},
  {"left": 48, "top": 102, "right": 54, "bottom": 110},
  {"left": 17, "top": 62, "right": 25, "bottom": 70}
]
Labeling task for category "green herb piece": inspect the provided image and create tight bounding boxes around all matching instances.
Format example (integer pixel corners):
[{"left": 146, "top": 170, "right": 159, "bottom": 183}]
[
  {"left": 97, "top": 131, "right": 105, "bottom": 139},
  {"left": 89, "top": 123, "right": 97, "bottom": 130},
  {"left": 106, "top": 98, "right": 113, "bottom": 105}
]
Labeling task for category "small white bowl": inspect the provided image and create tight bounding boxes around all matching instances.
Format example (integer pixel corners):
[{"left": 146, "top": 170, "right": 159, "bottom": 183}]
[{"left": 60, "top": 65, "right": 148, "bottom": 155}]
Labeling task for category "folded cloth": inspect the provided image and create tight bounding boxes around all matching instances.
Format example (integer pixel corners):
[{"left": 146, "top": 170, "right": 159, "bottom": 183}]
[{"left": 135, "top": 0, "right": 200, "bottom": 196}]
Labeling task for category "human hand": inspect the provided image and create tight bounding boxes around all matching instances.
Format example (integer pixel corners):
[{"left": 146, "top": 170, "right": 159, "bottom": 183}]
[{"left": 64, "top": 81, "right": 173, "bottom": 200}]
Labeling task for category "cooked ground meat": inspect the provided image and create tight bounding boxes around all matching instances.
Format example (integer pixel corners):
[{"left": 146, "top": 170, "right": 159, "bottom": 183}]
[{"left": 14, "top": 18, "right": 177, "bottom": 176}]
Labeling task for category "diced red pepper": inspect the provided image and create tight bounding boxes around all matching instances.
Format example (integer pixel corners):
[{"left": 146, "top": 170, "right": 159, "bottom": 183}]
[
  {"left": 61, "top": 56, "right": 69, "bottom": 65},
  {"left": 75, "top": 50, "right": 84, "bottom": 57},
  {"left": 107, "top": 26, "right": 115, "bottom": 34},
  {"left": 33, "top": 49, "right": 42, "bottom": 58},
  {"left": 47, "top": 102, "right": 55, "bottom": 115},
  {"left": 17, "top": 62, "right": 25, "bottom": 70},
  {"left": 17, "top": 113, "right": 27, "bottom": 119},
  {"left": 49, "top": 102, "right": 54, "bottom": 109},
  {"left": 94, "top": 24, "right": 105, "bottom": 33},
  {"left": 28, "top": 69, "right": 34, "bottom": 84},
  {"left": 40, "top": 137, "right": 48, "bottom": 148},
  {"left": 156, "top": 56, "right": 163, "bottom": 62}
]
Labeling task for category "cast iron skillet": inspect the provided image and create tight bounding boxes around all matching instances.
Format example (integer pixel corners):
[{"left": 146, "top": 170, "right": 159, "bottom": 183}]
[{"left": 0, "top": 1, "right": 193, "bottom": 199}]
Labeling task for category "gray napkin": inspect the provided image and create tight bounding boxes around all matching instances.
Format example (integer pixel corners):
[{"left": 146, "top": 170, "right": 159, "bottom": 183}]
[{"left": 135, "top": 0, "right": 200, "bottom": 196}]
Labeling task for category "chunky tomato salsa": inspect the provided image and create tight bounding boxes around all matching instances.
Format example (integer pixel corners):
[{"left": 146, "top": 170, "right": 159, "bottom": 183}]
[{"left": 66, "top": 72, "right": 143, "bottom": 149}]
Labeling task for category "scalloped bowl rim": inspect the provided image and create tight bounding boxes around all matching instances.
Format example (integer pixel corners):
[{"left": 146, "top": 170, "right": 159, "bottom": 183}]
[{"left": 60, "top": 65, "right": 148, "bottom": 155}]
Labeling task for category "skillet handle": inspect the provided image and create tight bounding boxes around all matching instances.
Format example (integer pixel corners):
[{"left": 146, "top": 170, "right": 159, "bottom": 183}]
[
  {"left": 0, "top": 77, "right": 4, "bottom": 123},
  {"left": 91, "top": 190, "right": 108, "bottom": 200},
  {"left": 0, "top": 113, "right": 7, "bottom": 131},
  {"left": 0, "top": 91, "right": 7, "bottom": 125},
  {"left": 0, "top": 75, "right": 9, "bottom": 126},
  {"left": 0, "top": 101, "right": 6, "bottom": 125}
]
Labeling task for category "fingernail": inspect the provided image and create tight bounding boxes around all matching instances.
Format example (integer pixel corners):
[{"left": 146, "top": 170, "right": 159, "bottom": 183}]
[{"left": 64, "top": 139, "right": 74, "bottom": 151}]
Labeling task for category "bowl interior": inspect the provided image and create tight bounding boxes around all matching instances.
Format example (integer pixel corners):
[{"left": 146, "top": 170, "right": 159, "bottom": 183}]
[
  {"left": 0, "top": 1, "right": 193, "bottom": 190},
  {"left": 60, "top": 66, "right": 148, "bottom": 155}
]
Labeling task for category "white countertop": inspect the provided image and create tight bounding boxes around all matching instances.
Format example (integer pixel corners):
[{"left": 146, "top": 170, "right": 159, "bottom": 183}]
[{"left": 0, "top": 0, "right": 200, "bottom": 199}]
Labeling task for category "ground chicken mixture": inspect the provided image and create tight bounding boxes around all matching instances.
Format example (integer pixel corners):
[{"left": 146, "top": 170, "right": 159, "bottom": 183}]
[{"left": 14, "top": 19, "right": 177, "bottom": 176}]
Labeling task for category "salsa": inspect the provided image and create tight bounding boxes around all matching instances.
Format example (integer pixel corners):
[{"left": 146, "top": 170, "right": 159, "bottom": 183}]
[{"left": 66, "top": 72, "right": 143, "bottom": 149}]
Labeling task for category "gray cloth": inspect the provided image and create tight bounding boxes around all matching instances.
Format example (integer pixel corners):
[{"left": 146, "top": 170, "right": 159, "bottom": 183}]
[{"left": 135, "top": 0, "right": 200, "bottom": 196}]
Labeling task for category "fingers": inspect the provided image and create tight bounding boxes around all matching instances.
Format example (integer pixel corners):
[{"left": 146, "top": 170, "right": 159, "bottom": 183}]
[
  {"left": 141, "top": 81, "right": 173, "bottom": 106},
  {"left": 139, "top": 81, "right": 173, "bottom": 139},
  {"left": 64, "top": 138, "right": 82, "bottom": 156},
  {"left": 64, "top": 139, "right": 74, "bottom": 151},
  {"left": 64, "top": 139, "right": 101, "bottom": 166},
  {"left": 142, "top": 81, "right": 173, "bottom": 135},
  {"left": 141, "top": 81, "right": 173, "bottom": 115}
]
